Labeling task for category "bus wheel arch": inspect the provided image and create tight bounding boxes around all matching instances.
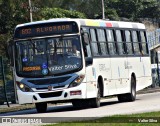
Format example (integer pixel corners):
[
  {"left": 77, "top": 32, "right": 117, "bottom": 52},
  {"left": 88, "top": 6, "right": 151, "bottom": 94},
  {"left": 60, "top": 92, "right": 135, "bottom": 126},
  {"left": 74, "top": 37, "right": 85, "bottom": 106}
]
[
  {"left": 98, "top": 76, "right": 104, "bottom": 97},
  {"left": 89, "top": 75, "right": 103, "bottom": 108}
]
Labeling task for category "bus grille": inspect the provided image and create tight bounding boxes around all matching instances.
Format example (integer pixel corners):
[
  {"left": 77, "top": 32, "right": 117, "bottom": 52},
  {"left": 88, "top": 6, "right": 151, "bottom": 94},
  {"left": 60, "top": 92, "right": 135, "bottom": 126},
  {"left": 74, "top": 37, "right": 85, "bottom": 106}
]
[
  {"left": 28, "top": 76, "right": 71, "bottom": 85},
  {"left": 38, "top": 91, "right": 62, "bottom": 98},
  {"left": 35, "top": 85, "right": 65, "bottom": 90}
]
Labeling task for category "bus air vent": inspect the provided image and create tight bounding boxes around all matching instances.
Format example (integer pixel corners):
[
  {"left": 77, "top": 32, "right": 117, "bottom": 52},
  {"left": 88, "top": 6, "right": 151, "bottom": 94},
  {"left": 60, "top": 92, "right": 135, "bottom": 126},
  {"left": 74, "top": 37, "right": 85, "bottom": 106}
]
[{"left": 38, "top": 91, "right": 62, "bottom": 98}]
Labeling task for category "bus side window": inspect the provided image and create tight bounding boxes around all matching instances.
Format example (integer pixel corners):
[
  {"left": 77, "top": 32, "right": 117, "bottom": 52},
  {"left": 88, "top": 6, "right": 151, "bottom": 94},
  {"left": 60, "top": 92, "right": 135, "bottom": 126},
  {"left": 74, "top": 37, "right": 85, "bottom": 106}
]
[
  {"left": 106, "top": 29, "right": 116, "bottom": 55},
  {"left": 97, "top": 29, "right": 108, "bottom": 56},
  {"left": 85, "top": 44, "right": 92, "bottom": 57},
  {"left": 121, "top": 30, "right": 127, "bottom": 54},
  {"left": 132, "top": 31, "right": 140, "bottom": 55},
  {"left": 140, "top": 31, "right": 148, "bottom": 55},
  {"left": 125, "top": 30, "right": 133, "bottom": 55},
  {"left": 115, "top": 30, "right": 124, "bottom": 55},
  {"left": 90, "top": 29, "right": 99, "bottom": 56},
  {"left": 82, "top": 33, "right": 92, "bottom": 57}
]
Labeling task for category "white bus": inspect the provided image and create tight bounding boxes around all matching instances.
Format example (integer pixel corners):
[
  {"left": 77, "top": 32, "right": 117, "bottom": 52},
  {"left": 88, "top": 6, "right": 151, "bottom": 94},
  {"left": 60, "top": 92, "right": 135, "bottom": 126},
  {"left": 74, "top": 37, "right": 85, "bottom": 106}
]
[{"left": 9, "top": 19, "right": 152, "bottom": 113}]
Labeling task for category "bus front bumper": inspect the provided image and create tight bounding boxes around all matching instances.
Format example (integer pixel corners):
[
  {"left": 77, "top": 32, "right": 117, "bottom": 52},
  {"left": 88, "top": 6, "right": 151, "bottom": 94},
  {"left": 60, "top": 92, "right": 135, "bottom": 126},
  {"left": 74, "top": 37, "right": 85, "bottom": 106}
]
[{"left": 17, "top": 86, "right": 86, "bottom": 104}]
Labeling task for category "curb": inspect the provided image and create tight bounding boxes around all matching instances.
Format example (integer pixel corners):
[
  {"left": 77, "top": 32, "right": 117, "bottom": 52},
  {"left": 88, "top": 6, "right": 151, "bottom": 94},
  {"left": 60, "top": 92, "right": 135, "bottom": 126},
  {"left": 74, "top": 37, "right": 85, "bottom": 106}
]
[{"left": 137, "top": 87, "right": 160, "bottom": 94}]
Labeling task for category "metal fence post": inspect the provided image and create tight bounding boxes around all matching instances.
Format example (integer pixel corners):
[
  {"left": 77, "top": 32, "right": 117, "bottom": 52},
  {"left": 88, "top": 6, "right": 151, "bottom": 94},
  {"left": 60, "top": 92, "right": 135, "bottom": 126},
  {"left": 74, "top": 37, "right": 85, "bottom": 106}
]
[{"left": 0, "top": 56, "right": 10, "bottom": 107}]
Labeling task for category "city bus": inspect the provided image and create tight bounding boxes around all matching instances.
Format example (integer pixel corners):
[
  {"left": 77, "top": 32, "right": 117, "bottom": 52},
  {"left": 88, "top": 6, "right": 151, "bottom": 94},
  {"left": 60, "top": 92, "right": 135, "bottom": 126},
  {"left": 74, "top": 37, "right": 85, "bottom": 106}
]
[{"left": 9, "top": 18, "right": 152, "bottom": 113}]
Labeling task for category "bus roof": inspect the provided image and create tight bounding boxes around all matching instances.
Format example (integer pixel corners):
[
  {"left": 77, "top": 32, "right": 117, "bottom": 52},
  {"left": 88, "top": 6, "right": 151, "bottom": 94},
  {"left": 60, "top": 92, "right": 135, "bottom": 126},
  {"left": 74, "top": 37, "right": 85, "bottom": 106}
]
[{"left": 16, "top": 18, "right": 145, "bottom": 29}]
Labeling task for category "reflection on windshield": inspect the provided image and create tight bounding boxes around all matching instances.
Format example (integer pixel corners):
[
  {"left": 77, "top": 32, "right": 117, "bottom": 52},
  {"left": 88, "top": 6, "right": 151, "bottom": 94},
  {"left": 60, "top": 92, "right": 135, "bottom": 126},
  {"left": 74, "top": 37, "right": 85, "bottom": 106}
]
[{"left": 15, "top": 36, "right": 82, "bottom": 77}]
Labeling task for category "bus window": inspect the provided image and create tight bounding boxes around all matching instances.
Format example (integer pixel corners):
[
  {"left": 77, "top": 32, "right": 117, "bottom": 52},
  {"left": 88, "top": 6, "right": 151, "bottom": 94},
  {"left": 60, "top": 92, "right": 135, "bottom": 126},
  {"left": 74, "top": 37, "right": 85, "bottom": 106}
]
[
  {"left": 106, "top": 29, "right": 116, "bottom": 55},
  {"left": 85, "top": 44, "right": 92, "bottom": 57},
  {"left": 116, "top": 30, "right": 124, "bottom": 55},
  {"left": 97, "top": 29, "right": 108, "bottom": 56},
  {"left": 35, "top": 39, "right": 46, "bottom": 55},
  {"left": 140, "top": 31, "right": 148, "bottom": 54},
  {"left": 81, "top": 32, "right": 92, "bottom": 57},
  {"left": 125, "top": 30, "right": 133, "bottom": 55},
  {"left": 132, "top": 31, "right": 140, "bottom": 55},
  {"left": 90, "top": 29, "right": 99, "bottom": 56}
]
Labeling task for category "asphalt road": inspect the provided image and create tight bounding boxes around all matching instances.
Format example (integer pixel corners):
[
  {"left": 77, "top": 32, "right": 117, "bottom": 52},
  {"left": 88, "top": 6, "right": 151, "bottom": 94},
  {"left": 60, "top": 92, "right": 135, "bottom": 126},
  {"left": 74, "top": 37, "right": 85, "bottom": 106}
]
[{"left": 0, "top": 92, "right": 160, "bottom": 125}]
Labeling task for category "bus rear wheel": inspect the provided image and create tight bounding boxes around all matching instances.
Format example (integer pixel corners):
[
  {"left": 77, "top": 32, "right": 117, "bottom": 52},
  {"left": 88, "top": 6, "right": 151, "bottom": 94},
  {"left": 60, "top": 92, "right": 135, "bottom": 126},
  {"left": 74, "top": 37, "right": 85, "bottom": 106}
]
[
  {"left": 118, "top": 76, "right": 136, "bottom": 102},
  {"left": 128, "top": 76, "right": 136, "bottom": 101},
  {"left": 35, "top": 102, "right": 47, "bottom": 113}
]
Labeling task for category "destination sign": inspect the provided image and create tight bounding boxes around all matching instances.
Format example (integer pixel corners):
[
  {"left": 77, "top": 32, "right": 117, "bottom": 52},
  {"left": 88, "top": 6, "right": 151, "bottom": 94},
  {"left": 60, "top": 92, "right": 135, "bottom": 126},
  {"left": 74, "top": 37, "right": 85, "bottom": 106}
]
[
  {"left": 14, "top": 21, "right": 79, "bottom": 39},
  {"left": 23, "top": 66, "right": 41, "bottom": 72}
]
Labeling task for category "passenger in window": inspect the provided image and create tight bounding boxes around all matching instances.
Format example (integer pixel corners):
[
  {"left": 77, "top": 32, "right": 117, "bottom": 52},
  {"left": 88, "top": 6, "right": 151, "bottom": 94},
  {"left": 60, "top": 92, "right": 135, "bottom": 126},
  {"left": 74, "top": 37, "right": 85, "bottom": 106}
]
[{"left": 72, "top": 45, "right": 80, "bottom": 57}]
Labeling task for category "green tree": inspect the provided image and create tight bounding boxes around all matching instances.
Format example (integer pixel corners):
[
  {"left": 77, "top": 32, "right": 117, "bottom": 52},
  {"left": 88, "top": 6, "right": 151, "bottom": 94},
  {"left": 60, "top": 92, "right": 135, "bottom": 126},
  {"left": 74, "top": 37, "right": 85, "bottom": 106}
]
[
  {"left": 0, "top": 0, "right": 160, "bottom": 57},
  {"left": 0, "top": 0, "right": 86, "bottom": 56},
  {"left": 139, "top": 0, "right": 160, "bottom": 19},
  {"left": 109, "top": 0, "right": 160, "bottom": 20},
  {"left": 0, "top": 0, "right": 29, "bottom": 56},
  {"left": 39, "top": 8, "right": 86, "bottom": 20}
]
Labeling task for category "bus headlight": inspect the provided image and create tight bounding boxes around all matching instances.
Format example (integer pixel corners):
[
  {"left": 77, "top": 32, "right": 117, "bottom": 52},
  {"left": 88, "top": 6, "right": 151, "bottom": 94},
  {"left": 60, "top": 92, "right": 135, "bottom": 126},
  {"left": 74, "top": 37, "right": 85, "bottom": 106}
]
[
  {"left": 69, "top": 75, "right": 85, "bottom": 88},
  {"left": 16, "top": 82, "right": 33, "bottom": 92}
]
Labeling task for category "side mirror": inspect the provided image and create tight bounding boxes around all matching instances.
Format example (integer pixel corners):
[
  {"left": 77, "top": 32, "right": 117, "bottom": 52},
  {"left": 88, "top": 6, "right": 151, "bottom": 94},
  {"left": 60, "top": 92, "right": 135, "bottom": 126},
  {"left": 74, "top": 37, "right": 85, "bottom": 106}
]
[
  {"left": 85, "top": 57, "right": 93, "bottom": 66},
  {"left": 82, "top": 33, "right": 89, "bottom": 45},
  {"left": 7, "top": 40, "right": 14, "bottom": 66}
]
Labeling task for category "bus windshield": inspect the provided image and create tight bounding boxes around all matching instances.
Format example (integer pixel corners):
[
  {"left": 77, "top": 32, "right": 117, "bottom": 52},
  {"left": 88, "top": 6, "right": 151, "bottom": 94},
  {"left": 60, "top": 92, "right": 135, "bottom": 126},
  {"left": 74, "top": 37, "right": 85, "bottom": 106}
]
[{"left": 15, "top": 36, "right": 82, "bottom": 77}]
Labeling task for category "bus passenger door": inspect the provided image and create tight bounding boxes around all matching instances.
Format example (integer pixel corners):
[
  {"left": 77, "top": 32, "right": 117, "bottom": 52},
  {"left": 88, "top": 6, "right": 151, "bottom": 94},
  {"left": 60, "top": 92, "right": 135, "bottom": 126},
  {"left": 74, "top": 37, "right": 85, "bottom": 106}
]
[
  {"left": 81, "top": 30, "right": 97, "bottom": 98},
  {"left": 84, "top": 46, "right": 97, "bottom": 98}
]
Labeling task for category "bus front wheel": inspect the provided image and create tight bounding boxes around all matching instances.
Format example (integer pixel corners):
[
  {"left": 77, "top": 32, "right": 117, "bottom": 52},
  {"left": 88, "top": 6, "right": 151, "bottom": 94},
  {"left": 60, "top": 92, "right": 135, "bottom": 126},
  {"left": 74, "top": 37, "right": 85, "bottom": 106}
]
[
  {"left": 90, "top": 83, "right": 101, "bottom": 108},
  {"left": 35, "top": 102, "right": 47, "bottom": 113}
]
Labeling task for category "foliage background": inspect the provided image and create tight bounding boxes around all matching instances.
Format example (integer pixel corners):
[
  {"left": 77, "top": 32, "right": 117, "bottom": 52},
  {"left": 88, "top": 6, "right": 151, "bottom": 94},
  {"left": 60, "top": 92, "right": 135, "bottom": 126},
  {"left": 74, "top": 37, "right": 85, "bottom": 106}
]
[{"left": 0, "top": 0, "right": 159, "bottom": 57}]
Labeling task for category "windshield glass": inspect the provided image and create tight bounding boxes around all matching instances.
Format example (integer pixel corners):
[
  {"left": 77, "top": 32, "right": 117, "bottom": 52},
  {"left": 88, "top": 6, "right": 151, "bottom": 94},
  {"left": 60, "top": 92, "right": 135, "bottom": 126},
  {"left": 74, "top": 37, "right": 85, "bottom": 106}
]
[{"left": 15, "top": 36, "right": 82, "bottom": 77}]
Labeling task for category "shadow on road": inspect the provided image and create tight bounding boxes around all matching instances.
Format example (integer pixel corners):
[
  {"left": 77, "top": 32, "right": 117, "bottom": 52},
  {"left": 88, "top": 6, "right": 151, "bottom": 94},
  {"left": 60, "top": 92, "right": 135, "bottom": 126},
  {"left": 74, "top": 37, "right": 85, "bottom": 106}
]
[{"left": 0, "top": 98, "right": 126, "bottom": 116}]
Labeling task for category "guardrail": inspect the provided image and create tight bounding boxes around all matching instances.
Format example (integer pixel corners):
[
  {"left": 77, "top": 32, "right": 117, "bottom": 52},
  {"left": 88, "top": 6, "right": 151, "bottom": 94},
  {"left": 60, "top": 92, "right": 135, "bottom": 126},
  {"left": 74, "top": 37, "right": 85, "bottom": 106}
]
[
  {"left": 147, "top": 29, "right": 160, "bottom": 50},
  {"left": 0, "top": 57, "right": 15, "bottom": 106}
]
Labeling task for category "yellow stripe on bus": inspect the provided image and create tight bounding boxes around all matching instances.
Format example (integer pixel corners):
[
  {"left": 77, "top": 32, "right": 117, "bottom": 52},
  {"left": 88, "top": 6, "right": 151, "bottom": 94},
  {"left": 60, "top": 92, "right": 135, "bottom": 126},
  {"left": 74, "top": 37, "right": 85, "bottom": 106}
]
[{"left": 85, "top": 20, "right": 100, "bottom": 26}]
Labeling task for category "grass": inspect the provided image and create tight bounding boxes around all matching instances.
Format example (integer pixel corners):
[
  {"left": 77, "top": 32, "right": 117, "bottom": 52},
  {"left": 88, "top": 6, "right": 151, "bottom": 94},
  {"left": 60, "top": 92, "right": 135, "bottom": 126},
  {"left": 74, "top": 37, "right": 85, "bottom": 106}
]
[
  {"left": 0, "top": 103, "right": 160, "bottom": 126},
  {"left": 42, "top": 111, "right": 160, "bottom": 126},
  {"left": 0, "top": 104, "right": 35, "bottom": 114},
  {"left": 0, "top": 103, "right": 61, "bottom": 114}
]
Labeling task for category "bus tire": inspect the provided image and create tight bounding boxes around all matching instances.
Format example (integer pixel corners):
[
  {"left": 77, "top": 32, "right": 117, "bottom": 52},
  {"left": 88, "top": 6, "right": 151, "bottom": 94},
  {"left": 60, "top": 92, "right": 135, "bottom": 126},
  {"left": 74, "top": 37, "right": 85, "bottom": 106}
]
[
  {"left": 118, "top": 76, "right": 136, "bottom": 102},
  {"left": 90, "top": 83, "right": 101, "bottom": 108},
  {"left": 35, "top": 102, "right": 47, "bottom": 113},
  {"left": 117, "top": 94, "right": 126, "bottom": 102},
  {"left": 127, "top": 76, "right": 136, "bottom": 101}
]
